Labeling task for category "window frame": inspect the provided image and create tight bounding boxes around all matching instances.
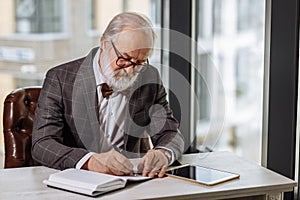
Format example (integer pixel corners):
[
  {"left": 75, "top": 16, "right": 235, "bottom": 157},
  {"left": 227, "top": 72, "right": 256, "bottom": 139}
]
[
  {"left": 265, "top": 0, "right": 299, "bottom": 199},
  {"left": 167, "top": 1, "right": 299, "bottom": 199}
]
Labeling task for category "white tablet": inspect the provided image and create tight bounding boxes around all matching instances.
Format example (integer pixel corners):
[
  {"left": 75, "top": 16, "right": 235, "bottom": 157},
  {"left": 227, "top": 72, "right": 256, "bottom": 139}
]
[{"left": 166, "top": 164, "right": 240, "bottom": 186}]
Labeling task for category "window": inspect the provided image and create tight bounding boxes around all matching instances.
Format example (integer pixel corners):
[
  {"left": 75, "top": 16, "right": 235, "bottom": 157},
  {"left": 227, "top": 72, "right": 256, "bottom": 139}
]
[
  {"left": 195, "top": 0, "right": 265, "bottom": 163},
  {"left": 237, "top": 0, "right": 264, "bottom": 31},
  {"left": 15, "top": 0, "right": 63, "bottom": 33}
]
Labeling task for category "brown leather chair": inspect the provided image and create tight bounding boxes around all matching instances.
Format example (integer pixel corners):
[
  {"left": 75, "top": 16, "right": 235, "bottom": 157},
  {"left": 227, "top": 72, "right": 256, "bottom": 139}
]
[{"left": 3, "top": 86, "right": 41, "bottom": 168}]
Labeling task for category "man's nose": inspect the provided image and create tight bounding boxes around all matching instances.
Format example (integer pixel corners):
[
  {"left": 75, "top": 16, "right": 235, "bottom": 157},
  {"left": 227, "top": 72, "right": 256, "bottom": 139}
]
[{"left": 123, "top": 65, "right": 134, "bottom": 73}]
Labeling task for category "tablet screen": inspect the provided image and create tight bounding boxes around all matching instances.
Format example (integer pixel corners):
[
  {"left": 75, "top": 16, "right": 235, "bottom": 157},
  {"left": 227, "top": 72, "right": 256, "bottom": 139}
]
[{"left": 166, "top": 165, "right": 239, "bottom": 186}]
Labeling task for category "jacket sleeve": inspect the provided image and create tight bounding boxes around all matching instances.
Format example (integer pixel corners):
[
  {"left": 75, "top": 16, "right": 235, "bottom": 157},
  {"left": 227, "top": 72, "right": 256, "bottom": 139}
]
[
  {"left": 148, "top": 69, "right": 185, "bottom": 160},
  {"left": 31, "top": 68, "right": 88, "bottom": 170}
]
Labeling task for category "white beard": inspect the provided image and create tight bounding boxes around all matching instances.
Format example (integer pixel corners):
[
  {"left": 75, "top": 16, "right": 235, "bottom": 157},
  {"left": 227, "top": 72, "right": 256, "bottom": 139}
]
[{"left": 100, "top": 52, "right": 139, "bottom": 92}]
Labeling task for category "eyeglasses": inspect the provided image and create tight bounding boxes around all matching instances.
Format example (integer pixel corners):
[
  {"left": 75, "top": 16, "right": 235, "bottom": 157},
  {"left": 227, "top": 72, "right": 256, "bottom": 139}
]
[{"left": 111, "top": 40, "right": 149, "bottom": 70}]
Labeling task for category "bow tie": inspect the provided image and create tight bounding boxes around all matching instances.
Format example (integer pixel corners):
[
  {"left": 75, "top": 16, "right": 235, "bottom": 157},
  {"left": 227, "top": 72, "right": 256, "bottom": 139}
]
[{"left": 100, "top": 83, "right": 113, "bottom": 99}]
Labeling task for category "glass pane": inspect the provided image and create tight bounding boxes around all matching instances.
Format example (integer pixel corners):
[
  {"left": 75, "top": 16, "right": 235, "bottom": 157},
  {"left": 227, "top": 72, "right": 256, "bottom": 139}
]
[
  {"left": 195, "top": 0, "right": 265, "bottom": 163},
  {"left": 15, "top": 0, "right": 63, "bottom": 33},
  {"left": 0, "top": 0, "right": 161, "bottom": 168}
]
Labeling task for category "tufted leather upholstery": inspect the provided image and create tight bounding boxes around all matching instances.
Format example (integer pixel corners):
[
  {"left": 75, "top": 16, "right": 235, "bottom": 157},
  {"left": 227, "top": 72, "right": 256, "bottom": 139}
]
[{"left": 3, "top": 87, "right": 41, "bottom": 168}]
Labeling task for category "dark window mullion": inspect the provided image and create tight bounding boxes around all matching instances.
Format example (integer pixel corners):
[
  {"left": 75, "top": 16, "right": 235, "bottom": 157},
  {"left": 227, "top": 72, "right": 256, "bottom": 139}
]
[
  {"left": 267, "top": 0, "right": 299, "bottom": 199},
  {"left": 169, "top": 0, "right": 195, "bottom": 153}
]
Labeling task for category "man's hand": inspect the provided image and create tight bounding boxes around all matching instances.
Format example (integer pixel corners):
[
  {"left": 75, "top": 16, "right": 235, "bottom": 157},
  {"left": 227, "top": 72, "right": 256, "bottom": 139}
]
[
  {"left": 83, "top": 149, "right": 133, "bottom": 176},
  {"left": 138, "top": 149, "right": 170, "bottom": 178}
]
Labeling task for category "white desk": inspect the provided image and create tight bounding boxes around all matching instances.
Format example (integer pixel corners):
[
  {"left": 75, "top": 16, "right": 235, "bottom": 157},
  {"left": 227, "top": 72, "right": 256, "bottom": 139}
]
[{"left": 0, "top": 151, "right": 296, "bottom": 200}]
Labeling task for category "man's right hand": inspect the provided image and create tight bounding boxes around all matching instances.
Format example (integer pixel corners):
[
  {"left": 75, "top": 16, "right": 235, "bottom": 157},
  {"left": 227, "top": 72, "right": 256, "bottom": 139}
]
[{"left": 82, "top": 149, "right": 133, "bottom": 176}]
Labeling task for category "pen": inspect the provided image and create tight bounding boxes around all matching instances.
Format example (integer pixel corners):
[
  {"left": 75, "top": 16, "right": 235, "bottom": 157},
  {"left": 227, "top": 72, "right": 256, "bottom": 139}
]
[{"left": 131, "top": 170, "right": 138, "bottom": 176}]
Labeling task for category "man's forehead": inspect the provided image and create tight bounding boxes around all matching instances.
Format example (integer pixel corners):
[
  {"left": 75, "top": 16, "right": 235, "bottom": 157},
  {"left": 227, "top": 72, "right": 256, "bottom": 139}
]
[{"left": 114, "top": 29, "right": 153, "bottom": 52}]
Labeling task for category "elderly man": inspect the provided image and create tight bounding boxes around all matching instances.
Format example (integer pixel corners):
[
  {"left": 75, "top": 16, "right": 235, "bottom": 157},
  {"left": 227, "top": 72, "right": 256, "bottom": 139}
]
[{"left": 32, "top": 12, "right": 184, "bottom": 178}]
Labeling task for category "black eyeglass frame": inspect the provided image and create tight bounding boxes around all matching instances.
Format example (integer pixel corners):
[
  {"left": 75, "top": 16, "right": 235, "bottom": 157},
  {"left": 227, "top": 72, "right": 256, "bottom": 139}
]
[{"left": 110, "top": 40, "right": 149, "bottom": 70}]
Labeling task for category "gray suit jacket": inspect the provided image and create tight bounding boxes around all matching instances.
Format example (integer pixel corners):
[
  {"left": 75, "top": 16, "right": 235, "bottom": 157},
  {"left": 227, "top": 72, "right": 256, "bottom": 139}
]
[{"left": 32, "top": 48, "right": 184, "bottom": 170}]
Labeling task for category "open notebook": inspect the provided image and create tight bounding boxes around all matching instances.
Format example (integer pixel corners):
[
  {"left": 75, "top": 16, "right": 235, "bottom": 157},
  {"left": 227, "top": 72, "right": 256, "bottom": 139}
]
[{"left": 43, "top": 168, "right": 150, "bottom": 196}]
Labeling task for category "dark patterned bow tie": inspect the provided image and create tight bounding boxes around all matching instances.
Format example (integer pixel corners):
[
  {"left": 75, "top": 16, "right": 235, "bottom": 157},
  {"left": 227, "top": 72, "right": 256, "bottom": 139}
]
[{"left": 100, "top": 83, "right": 113, "bottom": 99}]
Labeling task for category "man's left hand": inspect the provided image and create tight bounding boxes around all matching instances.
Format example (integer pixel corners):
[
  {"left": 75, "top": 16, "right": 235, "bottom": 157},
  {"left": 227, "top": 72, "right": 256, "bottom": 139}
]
[{"left": 138, "top": 149, "right": 170, "bottom": 178}]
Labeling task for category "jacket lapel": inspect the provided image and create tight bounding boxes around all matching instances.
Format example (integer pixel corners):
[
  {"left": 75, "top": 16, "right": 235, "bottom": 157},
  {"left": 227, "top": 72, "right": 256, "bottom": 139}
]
[{"left": 72, "top": 48, "right": 101, "bottom": 152}]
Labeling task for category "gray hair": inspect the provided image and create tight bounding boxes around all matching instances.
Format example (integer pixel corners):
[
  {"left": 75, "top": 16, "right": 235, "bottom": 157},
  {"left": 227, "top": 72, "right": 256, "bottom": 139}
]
[{"left": 101, "top": 12, "right": 155, "bottom": 43}]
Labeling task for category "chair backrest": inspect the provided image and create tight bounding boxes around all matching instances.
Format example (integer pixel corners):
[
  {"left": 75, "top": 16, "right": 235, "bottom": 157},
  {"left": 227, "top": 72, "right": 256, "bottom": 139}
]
[{"left": 3, "top": 86, "right": 41, "bottom": 168}]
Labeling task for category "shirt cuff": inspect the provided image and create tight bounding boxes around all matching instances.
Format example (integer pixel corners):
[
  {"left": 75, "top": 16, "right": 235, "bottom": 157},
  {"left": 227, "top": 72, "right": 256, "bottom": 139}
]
[
  {"left": 154, "top": 146, "right": 175, "bottom": 166},
  {"left": 75, "top": 152, "right": 95, "bottom": 169}
]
